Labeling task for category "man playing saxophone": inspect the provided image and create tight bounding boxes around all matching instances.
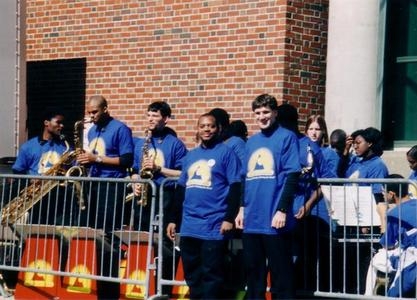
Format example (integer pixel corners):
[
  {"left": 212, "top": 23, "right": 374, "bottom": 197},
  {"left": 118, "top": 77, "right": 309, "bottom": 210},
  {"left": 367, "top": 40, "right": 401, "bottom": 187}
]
[
  {"left": 10, "top": 109, "right": 76, "bottom": 225},
  {"left": 131, "top": 101, "right": 187, "bottom": 230},
  {"left": 131, "top": 101, "right": 187, "bottom": 297},
  {"left": 76, "top": 95, "right": 134, "bottom": 300},
  {"left": 76, "top": 95, "right": 134, "bottom": 232}
]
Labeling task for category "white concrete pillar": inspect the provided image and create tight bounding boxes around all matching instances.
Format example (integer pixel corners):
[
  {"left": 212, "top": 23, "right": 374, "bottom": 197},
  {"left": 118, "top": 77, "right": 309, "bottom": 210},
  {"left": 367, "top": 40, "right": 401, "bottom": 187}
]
[
  {"left": 0, "top": 0, "right": 26, "bottom": 157},
  {"left": 325, "top": 0, "right": 386, "bottom": 135}
]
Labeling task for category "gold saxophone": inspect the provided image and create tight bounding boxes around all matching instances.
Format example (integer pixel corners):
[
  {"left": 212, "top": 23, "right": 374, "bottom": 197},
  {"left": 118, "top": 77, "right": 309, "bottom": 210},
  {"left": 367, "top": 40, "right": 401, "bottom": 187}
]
[
  {"left": 0, "top": 119, "right": 89, "bottom": 225},
  {"left": 126, "top": 129, "right": 154, "bottom": 206}
]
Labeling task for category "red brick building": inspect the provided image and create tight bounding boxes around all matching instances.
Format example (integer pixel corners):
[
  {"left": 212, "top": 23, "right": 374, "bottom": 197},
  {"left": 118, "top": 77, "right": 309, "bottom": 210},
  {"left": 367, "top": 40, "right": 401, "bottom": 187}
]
[{"left": 25, "top": 0, "right": 328, "bottom": 147}]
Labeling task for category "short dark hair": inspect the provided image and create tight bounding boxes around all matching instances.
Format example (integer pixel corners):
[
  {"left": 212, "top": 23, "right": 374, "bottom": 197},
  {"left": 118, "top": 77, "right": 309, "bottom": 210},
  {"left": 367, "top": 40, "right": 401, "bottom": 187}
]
[
  {"left": 252, "top": 94, "right": 278, "bottom": 111},
  {"left": 148, "top": 101, "right": 172, "bottom": 117},
  {"left": 230, "top": 120, "right": 248, "bottom": 141},
  {"left": 385, "top": 174, "right": 409, "bottom": 198},
  {"left": 277, "top": 103, "right": 299, "bottom": 134},
  {"left": 42, "top": 109, "right": 64, "bottom": 122},
  {"left": 330, "top": 129, "right": 347, "bottom": 152}
]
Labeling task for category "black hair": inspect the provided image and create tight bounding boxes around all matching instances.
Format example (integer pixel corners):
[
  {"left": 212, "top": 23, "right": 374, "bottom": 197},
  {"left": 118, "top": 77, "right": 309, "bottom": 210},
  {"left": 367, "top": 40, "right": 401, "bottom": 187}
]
[
  {"left": 42, "top": 109, "right": 64, "bottom": 122},
  {"left": 277, "top": 103, "right": 299, "bottom": 134},
  {"left": 407, "top": 145, "right": 417, "bottom": 161},
  {"left": 148, "top": 101, "right": 172, "bottom": 118},
  {"left": 330, "top": 129, "right": 347, "bottom": 153},
  {"left": 209, "top": 108, "right": 231, "bottom": 141},
  {"left": 229, "top": 120, "right": 248, "bottom": 141},
  {"left": 386, "top": 174, "right": 409, "bottom": 198},
  {"left": 209, "top": 108, "right": 230, "bottom": 128},
  {"left": 361, "top": 127, "right": 384, "bottom": 157}
]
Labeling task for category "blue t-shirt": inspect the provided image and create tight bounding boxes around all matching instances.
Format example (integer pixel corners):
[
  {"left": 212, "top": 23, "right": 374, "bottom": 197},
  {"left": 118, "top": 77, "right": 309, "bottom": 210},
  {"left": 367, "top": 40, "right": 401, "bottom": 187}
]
[
  {"left": 345, "top": 155, "right": 389, "bottom": 194},
  {"left": 87, "top": 118, "right": 134, "bottom": 178},
  {"left": 243, "top": 126, "right": 301, "bottom": 235},
  {"left": 380, "top": 199, "right": 417, "bottom": 249},
  {"left": 293, "top": 137, "right": 326, "bottom": 214},
  {"left": 178, "top": 142, "right": 241, "bottom": 240},
  {"left": 321, "top": 146, "right": 340, "bottom": 178},
  {"left": 12, "top": 137, "right": 69, "bottom": 175},
  {"left": 224, "top": 136, "right": 246, "bottom": 167},
  {"left": 133, "top": 133, "right": 187, "bottom": 186}
]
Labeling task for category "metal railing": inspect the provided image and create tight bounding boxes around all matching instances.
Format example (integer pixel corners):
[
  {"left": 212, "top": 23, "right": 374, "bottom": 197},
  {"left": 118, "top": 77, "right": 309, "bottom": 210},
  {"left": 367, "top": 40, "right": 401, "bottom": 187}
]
[{"left": 0, "top": 175, "right": 416, "bottom": 299}]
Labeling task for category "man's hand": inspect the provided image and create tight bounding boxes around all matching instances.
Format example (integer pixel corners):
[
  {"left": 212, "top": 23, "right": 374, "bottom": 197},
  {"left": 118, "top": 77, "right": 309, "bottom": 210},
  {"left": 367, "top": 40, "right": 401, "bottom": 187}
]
[
  {"left": 271, "top": 210, "right": 287, "bottom": 229},
  {"left": 220, "top": 221, "right": 234, "bottom": 235},
  {"left": 166, "top": 223, "right": 176, "bottom": 241},
  {"left": 76, "top": 152, "right": 95, "bottom": 165},
  {"left": 235, "top": 207, "right": 244, "bottom": 229},
  {"left": 131, "top": 174, "right": 143, "bottom": 196}
]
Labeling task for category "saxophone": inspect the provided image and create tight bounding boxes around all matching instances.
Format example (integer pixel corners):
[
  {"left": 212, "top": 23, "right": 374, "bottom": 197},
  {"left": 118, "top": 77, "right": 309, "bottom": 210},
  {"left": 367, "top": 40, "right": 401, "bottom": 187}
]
[
  {"left": 0, "top": 119, "right": 88, "bottom": 225},
  {"left": 126, "top": 129, "right": 154, "bottom": 206}
]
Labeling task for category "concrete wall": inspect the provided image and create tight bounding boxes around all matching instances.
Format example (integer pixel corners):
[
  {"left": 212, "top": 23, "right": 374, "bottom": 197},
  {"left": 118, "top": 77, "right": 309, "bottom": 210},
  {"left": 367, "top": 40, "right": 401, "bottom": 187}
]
[{"left": 0, "top": 1, "right": 22, "bottom": 157}]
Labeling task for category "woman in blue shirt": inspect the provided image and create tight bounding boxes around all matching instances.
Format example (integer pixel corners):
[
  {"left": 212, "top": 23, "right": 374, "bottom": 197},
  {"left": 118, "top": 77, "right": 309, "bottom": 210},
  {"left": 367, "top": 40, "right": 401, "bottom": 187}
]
[{"left": 339, "top": 127, "right": 389, "bottom": 233}]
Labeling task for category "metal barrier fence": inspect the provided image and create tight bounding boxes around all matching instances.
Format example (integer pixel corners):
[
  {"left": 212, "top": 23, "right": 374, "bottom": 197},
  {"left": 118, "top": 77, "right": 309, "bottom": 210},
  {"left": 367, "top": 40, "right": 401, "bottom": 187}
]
[
  {"left": 0, "top": 174, "right": 157, "bottom": 299},
  {"left": 153, "top": 177, "right": 417, "bottom": 300},
  {"left": 0, "top": 175, "right": 416, "bottom": 299}
]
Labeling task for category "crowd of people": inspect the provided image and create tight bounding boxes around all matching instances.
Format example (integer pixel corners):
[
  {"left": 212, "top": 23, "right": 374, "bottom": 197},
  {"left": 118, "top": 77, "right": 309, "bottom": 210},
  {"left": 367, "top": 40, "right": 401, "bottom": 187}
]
[{"left": 7, "top": 93, "right": 417, "bottom": 299}]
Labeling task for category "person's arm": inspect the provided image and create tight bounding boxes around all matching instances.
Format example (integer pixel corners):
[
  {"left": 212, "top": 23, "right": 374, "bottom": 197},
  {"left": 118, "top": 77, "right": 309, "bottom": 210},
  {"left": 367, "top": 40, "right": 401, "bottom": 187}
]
[
  {"left": 77, "top": 152, "right": 133, "bottom": 167},
  {"left": 159, "top": 167, "right": 181, "bottom": 178},
  {"left": 166, "top": 184, "right": 185, "bottom": 241},
  {"left": 166, "top": 184, "right": 184, "bottom": 226},
  {"left": 223, "top": 182, "right": 242, "bottom": 223},
  {"left": 337, "top": 135, "right": 353, "bottom": 177},
  {"left": 277, "top": 172, "right": 300, "bottom": 213}
]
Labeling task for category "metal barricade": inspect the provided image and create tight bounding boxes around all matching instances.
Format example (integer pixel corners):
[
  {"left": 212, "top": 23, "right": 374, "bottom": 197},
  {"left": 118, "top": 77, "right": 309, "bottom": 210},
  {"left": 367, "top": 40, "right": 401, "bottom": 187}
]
[
  {"left": 2, "top": 174, "right": 416, "bottom": 300},
  {"left": 312, "top": 178, "right": 417, "bottom": 299},
  {"left": 0, "top": 173, "right": 157, "bottom": 299},
  {"left": 152, "top": 177, "right": 417, "bottom": 300}
]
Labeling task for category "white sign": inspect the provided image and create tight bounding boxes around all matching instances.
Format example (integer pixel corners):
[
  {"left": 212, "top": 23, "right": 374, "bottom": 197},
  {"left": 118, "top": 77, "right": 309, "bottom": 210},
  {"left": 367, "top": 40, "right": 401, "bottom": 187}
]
[{"left": 321, "top": 185, "right": 381, "bottom": 226}]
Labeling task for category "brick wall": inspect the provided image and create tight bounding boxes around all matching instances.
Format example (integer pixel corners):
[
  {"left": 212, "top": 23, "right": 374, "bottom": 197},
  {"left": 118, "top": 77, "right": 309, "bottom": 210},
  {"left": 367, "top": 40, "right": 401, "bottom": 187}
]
[{"left": 25, "top": 0, "right": 328, "bottom": 147}]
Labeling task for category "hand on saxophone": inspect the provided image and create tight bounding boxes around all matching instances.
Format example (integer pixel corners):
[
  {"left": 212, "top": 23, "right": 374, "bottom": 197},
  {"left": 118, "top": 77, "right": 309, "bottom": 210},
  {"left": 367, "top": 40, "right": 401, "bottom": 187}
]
[
  {"left": 142, "top": 156, "right": 159, "bottom": 172},
  {"left": 76, "top": 151, "right": 95, "bottom": 165},
  {"left": 131, "top": 174, "right": 143, "bottom": 196}
]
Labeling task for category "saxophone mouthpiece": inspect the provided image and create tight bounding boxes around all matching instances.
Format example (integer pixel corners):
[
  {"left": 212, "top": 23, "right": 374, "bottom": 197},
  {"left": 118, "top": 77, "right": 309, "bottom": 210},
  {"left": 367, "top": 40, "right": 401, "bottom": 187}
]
[
  {"left": 83, "top": 117, "right": 93, "bottom": 123},
  {"left": 60, "top": 134, "right": 66, "bottom": 141}
]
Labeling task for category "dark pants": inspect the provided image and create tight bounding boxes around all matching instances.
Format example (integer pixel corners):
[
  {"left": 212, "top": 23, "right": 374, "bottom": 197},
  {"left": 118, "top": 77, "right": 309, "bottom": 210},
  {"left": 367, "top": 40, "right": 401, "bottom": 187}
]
[
  {"left": 242, "top": 233, "right": 294, "bottom": 300},
  {"left": 293, "top": 216, "right": 333, "bottom": 292},
  {"left": 80, "top": 181, "right": 125, "bottom": 300},
  {"left": 180, "top": 237, "right": 228, "bottom": 299},
  {"left": 133, "top": 185, "right": 179, "bottom": 297},
  {"left": 80, "top": 181, "right": 125, "bottom": 233}
]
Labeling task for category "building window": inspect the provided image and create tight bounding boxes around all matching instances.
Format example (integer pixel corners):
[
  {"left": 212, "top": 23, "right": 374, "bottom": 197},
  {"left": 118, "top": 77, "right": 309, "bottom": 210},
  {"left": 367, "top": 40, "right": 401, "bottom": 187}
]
[
  {"left": 26, "top": 58, "right": 86, "bottom": 145},
  {"left": 382, "top": 0, "right": 417, "bottom": 149}
]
